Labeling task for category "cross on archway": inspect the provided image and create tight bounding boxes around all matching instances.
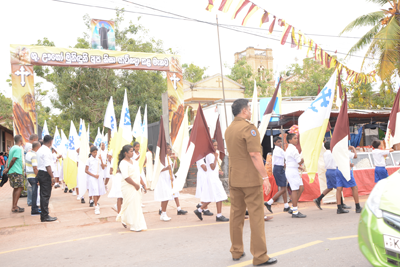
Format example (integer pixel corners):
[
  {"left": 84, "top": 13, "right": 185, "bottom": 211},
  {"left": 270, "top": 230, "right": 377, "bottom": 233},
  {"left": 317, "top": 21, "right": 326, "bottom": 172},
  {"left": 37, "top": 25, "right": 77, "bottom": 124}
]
[
  {"left": 216, "top": 77, "right": 222, "bottom": 87},
  {"left": 15, "top": 66, "right": 31, "bottom": 87},
  {"left": 169, "top": 73, "right": 180, "bottom": 90}
]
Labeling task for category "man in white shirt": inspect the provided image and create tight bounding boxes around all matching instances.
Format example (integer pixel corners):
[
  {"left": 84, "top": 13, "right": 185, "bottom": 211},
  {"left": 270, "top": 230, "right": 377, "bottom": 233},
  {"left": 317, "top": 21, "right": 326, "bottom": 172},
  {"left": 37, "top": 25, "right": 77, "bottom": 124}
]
[
  {"left": 264, "top": 136, "right": 289, "bottom": 216},
  {"left": 36, "top": 135, "right": 57, "bottom": 222}
]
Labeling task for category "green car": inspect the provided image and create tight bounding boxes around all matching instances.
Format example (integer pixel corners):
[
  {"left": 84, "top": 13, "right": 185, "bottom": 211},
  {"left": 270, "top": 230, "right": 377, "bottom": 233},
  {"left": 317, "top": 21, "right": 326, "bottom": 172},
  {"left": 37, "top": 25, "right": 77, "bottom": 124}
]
[{"left": 358, "top": 171, "right": 400, "bottom": 266}]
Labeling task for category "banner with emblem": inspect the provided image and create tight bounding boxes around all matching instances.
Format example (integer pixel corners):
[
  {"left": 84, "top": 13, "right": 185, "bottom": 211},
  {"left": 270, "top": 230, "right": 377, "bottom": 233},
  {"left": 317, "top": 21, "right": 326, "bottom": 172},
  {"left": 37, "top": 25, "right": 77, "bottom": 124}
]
[
  {"left": 167, "top": 59, "right": 184, "bottom": 145},
  {"left": 11, "top": 62, "right": 36, "bottom": 143}
]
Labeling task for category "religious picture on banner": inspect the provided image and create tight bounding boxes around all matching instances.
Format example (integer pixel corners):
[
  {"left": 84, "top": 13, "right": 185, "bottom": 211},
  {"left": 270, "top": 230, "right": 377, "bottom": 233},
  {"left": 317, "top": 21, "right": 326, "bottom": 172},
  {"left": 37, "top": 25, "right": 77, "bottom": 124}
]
[
  {"left": 91, "top": 19, "right": 116, "bottom": 50},
  {"left": 11, "top": 64, "right": 36, "bottom": 143},
  {"left": 10, "top": 46, "right": 31, "bottom": 65},
  {"left": 167, "top": 68, "right": 184, "bottom": 145}
]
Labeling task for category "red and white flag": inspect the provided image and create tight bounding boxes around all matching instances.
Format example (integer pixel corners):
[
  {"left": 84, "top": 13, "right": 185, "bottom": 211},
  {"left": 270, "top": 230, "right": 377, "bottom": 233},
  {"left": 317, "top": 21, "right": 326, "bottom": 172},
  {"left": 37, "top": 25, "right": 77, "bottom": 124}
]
[
  {"left": 151, "top": 117, "right": 168, "bottom": 190},
  {"left": 331, "top": 77, "right": 351, "bottom": 181},
  {"left": 174, "top": 104, "right": 215, "bottom": 192},
  {"left": 258, "top": 77, "right": 281, "bottom": 143},
  {"left": 213, "top": 115, "right": 225, "bottom": 163},
  {"left": 385, "top": 75, "right": 400, "bottom": 148}
]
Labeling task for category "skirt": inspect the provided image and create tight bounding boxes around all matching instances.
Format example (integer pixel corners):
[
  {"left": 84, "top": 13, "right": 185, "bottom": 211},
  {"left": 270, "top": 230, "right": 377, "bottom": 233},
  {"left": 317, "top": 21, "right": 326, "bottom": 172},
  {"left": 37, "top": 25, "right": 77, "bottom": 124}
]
[
  {"left": 200, "top": 172, "right": 227, "bottom": 203},
  {"left": 195, "top": 171, "right": 206, "bottom": 199},
  {"left": 88, "top": 175, "right": 106, "bottom": 196},
  {"left": 325, "top": 169, "right": 337, "bottom": 189},
  {"left": 108, "top": 173, "right": 123, "bottom": 198},
  {"left": 336, "top": 169, "right": 357, "bottom": 188},
  {"left": 273, "top": 165, "right": 286, "bottom": 187},
  {"left": 154, "top": 171, "right": 179, "bottom": 201},
  {"left": 374, "top": 166, "right": 389, "bottom": 183}
]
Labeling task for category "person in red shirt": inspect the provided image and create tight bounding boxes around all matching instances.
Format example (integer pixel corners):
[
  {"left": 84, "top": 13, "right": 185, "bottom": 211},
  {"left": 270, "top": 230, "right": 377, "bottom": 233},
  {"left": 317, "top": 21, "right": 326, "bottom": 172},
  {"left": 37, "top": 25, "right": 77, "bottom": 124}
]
[{"left": 0, "top": 152, "right": 5, "bottom": 177}]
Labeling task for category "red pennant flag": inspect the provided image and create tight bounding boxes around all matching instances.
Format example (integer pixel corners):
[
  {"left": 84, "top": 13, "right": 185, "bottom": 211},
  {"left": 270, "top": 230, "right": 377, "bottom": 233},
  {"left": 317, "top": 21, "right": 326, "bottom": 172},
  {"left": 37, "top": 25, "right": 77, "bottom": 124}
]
[
  {"left": 269, "top": 16, "right": 276, "bottom": 34},
  {"left": 218, "top": 0, "right": 228, "bottom": 11},
  {"left": 338, "top": 70, "right": 344, "bottom": 99},
  {"left": 189, "top": 104, "right": 215, "bottom": 165},
  {"left": 233, "top": 0, "right": 250, "bottom": 19},
  {"left": 157, "top": 116, "right": 168, "bottom": 166},
  {"left": 317, "top": 84, "right": 321, "bottom": 95},
  {"left": 259, "top": 10, "right": 269, "bottom": 27},
  {"left": 280, "top": 25, "right": 292, "bottom": 45},
  {"left": 206, "top": 0, "right": 214, "bottom": 11},
  {"left": 213, "top": 115, "right": 225, "bottom": 161},
  {"left": 388, "top": 87, "right": 400, "bottom": 137}
]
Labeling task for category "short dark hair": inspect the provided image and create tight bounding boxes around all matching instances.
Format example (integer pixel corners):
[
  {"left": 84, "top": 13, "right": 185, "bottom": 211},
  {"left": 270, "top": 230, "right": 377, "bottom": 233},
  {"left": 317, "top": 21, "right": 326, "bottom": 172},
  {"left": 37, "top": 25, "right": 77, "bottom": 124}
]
[
  {"left": 0, "top": 152, "right": 3, "bottom": 156},
  {"left": 43, "top": 135, "right": 53, "bottom": 144},
  {"left": 14, "top": 135, "right": 22, "bottom": 144},
  {"left": 273, "top": 136, "right": 282, "bottom": 144},
  {"left": 89, "top": 143, "right": 94, "bottom": 147},
  {"left": 32, "top": 141, "right": 41, "bottom": 150},
  {"left": 148, "top": 144, "right": 153, "bottom": 151},
  {"left": 133, "top": 141, "right": 140, "bottom": 147},
  {"left": 90, "top": 146, "right": 98, "bottom": 153},
  {"left": 211, "top": 139, "right": 217, "bottom": 143},
  {"left": 371, "top": 140, "right": 381, "bottom": 149},
  {"left": 232, "top": 99, "right": 249, "bottom": 117},
  {"left": 29, "top": 134, "right": 38, "bottom": 141},
  {"left": 286, "top": 133, "right": 296, "bottom": 143},
  {"left": 324, "top": 141, "right": 331, "bottom": 150}
]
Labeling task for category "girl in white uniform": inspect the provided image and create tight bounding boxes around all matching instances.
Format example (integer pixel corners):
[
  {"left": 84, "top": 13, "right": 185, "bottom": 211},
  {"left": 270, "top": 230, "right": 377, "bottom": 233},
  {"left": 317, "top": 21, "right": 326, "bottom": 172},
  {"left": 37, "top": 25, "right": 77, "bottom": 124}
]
[
  {"left": 86, "top": 146, "right": 106, "bottom": 215},
  {"left": 154, "top": 143, "right": 188, "bottom": 221},
  {"left": 132, "top": 142, "right": 147, "bottom": 186},
  {"left": 194, "top": 140, "right": 229, "bottom": 222},
  {"left": 195, "top": 157, "right": 211, "bottom": 215},
  {"left": 108, "top": 151, "right": 123, "bottom": 213},
  {"left": 116, "top": 144, "right": 147, "bottom": 232},
  {"left": 52, "top": 148, "right": 61, "bottom": 189},
  {"left": 98, "top": 142, "right": 109, "bottom": 190}
]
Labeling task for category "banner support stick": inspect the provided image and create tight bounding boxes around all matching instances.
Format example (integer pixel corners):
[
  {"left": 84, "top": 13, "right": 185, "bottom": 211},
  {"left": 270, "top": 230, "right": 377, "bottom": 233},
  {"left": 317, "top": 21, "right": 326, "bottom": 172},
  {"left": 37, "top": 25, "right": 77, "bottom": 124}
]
[{"left": 216, "top": 15, "right": 229, "bottom": 129}]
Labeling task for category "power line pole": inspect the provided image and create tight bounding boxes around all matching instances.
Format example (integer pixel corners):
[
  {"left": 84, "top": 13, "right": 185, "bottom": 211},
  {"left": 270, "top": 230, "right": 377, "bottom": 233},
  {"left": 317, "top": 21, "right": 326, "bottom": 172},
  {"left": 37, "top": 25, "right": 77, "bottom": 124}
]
[{"left": 216, "top": 15, "right": 229, "bottom": 128}]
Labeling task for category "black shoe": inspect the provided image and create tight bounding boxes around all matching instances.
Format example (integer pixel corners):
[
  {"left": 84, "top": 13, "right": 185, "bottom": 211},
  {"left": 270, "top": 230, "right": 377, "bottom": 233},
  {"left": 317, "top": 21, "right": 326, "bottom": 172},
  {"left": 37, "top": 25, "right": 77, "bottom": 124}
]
[
  {"left": 233, "top": 252, "right": 245, "bottom": 261},
  {"left": 292, "top": 212, "right": 306, "bottom": 218},
  {"left": 203, "top": 210, "right": 214, "bottom": 216},
  {"left": 89, "top": 201, "right": 94, "bottom": 207},
  {"left": 196, "top": 204, "right": 201, "bottom": 209},
  {"left": 31, "top": 211, "right": 41, "bottom": 216},
  {"left": 337, "top": 208, "right": 349, "bottom": 214},
  {"left": 356, "top": 206, "right": 362, "bottom": 213},
  {"left": 216, "top": 215, "right": 229, "bottom": 222},
  {"left": 68, "top": 189, "right": 73, "bottom": 193},
  {"left": 177, "top": 209, "right": 187, "bottom": 215},
  {"left": 194, "top": 209, "right": 203, "bottom": 220},
  {"left": 288, "top": 209, "right": 293, "bottom": 214},
  {"left": 159, "top": 209, "right": 162, "bottom": 215},
  {"left": 264, "top": 202, "right": 273, "bottom": 213},
  {"left": 81, "top": 198, "right": 85, "bottom": 204},
  {"left": 41, "top": 216, "right": 57, "bottom": 222},
  {"left": 245, "top": 210, "right": 249, "bottom": 216},
  {"left": 313, "top": 198, "right": 322, "bottom": 210},
  {"left": 64, "top": 188, "right": 68, "bottom": 193},
  {"left": 54, "top": 184, "right": 60, "bottom": 188},
  {"left": 254, "top": 258, "right": 278, "bottom": 266},
  {"left": 342, "top": 204, "right": 351, "bottom": 209},
  {"left": 283, "top": 207, "right": 290, "bottom": 212}
]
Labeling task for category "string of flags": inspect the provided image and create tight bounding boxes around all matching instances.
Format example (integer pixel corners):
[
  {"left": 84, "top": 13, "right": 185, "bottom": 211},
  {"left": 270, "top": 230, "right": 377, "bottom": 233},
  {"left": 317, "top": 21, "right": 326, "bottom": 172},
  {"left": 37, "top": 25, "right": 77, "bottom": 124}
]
[{"left": 205, "top": 0, "right": 377, "bottom": 84}]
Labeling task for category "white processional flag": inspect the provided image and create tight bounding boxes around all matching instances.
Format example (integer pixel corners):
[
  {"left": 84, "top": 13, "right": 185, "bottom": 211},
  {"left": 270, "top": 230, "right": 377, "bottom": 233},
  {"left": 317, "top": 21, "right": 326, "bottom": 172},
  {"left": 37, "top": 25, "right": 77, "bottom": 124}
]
[
  {"left": 132, "top": 107, "right": 142, "bottom": 139},
  {"left": 104, "top": 96, "right": 117, "bottom": 137},
  {"left": 42, "top": 120, "right": 49, "bottom": 139}
]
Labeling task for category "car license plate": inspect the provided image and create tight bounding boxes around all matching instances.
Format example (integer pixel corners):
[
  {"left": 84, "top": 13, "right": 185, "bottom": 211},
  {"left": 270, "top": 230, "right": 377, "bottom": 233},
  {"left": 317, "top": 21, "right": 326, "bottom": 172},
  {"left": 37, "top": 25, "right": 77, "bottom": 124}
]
[{"left": 384, "top": 235, "right": 400, "bottom": 254}]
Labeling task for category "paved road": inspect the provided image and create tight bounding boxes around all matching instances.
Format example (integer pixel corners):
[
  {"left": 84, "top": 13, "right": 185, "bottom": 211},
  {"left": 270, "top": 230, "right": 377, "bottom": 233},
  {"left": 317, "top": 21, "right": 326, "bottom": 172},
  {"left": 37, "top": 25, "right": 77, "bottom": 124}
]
[{"left": 0, "top": 194, "right": 371, "bottom": 267}]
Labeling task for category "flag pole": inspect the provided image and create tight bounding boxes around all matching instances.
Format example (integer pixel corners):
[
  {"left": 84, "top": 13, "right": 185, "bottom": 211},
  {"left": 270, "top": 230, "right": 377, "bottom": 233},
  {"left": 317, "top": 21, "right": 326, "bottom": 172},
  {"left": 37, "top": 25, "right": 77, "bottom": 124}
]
[{"left": 216, "top": 14, "right": 229, "bottom": 128}]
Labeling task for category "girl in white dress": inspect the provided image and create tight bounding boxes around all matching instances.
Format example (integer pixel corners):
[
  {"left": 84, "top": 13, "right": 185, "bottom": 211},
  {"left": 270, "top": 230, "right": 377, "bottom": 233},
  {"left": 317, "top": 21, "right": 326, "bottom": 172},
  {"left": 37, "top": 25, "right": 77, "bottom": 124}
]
[
  {"left": 145, "top": 145, "right": 154, "bottom": 189},
  {"left": 195, "top": 158, "right": 212, "bottom": 215},
  {"left": 194, "top": 140, "right": 229, "bottom": 222},
  {"left": 154, "top": 143, "right": 188, "bottom": 221},
  {"left": 86, "top": 146, "right": 106, "bottom": 215},
  {"left": 132, "top": 142, "right": 147, "bottom": 186},
  {"left": 108, "top": 151, "right": 123, "bottom": 213},
  {"left": 116, "top": 145, "right": 147, "bottom": 232}
]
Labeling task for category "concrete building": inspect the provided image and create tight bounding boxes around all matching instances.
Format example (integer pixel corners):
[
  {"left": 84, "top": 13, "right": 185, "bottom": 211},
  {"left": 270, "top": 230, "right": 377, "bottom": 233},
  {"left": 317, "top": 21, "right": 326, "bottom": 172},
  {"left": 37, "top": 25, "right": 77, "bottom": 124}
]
[{"left": 234, "top": 47, "right": 274, "bottom": 78}]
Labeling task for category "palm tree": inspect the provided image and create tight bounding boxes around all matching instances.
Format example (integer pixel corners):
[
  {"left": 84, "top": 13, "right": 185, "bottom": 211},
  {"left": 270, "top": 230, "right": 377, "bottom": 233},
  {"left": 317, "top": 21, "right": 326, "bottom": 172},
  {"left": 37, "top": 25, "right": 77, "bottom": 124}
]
[{"left": 341, "top": 0, "right": 400, "bottom": 80}]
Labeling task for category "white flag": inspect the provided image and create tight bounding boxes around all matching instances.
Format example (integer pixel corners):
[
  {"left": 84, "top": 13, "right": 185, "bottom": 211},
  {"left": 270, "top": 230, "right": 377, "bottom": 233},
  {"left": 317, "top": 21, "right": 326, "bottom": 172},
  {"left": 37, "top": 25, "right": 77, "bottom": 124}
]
[
  {"left": 42, "top": 120, "right": 49, "bottom": 139},
  {"left": 132, "top": 107, "right": 142, "bottom": 138},
  {"left": 94, "top": 128, "right": 102, "bottom": 148},
  {"left": 60, "top": 130, "right": 68, "bottom": 158},
  {"left": 52, "top": 126, "right": 62, "bottom": 151},
  {"left": 104, "top": 96, "right": 117, "bottom": 137},
  {"left": 119, "top": 90, "right": 133, "bottom": 142}
]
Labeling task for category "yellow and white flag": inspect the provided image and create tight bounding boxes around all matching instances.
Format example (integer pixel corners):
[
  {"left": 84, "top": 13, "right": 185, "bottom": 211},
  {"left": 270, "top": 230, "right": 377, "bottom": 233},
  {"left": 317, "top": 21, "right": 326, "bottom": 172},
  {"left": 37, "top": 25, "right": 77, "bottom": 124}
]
[
  {"left": 172, "top": 107, "right": 189, "bottom": 159},
  {"left": 299, "top": 71, "right": 337, "bottom": 183},
  {"left": 63, "top": 121, "right": 79, "bottom": 189},
  {"left": 78, "top": 121, "right": 90, "bottom": 198},
  {"left": 137, "top": 105, "right": 148, "bottom": 173}
]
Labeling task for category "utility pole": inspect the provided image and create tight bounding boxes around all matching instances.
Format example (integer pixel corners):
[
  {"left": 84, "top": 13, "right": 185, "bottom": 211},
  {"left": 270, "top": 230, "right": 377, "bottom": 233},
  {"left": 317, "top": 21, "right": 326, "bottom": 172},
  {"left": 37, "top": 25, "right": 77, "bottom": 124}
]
[{"left": 216, "top": 15, "right": 229, "bottom": 128}]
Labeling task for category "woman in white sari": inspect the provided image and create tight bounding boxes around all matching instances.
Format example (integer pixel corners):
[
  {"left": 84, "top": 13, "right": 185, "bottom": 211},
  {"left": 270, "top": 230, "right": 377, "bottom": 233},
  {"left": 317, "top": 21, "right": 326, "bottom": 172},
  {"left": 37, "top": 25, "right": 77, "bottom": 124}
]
[{"left": 116, "top": 145, "right": 147, "bottom": 232}]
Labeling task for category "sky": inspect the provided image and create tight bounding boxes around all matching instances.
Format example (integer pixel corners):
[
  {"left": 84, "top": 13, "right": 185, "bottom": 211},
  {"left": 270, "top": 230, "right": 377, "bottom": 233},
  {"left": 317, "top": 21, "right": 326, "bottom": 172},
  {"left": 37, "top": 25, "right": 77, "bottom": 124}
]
[{"left": 1, "top": 0, "right": 389, "bottom": 111}]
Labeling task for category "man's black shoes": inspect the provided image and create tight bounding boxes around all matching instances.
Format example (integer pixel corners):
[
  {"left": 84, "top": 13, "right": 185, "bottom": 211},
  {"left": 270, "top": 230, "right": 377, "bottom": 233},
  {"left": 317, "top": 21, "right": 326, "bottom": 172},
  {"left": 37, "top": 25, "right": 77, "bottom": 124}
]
[
  {"left": 254, "top": 258, "right": 278, "bottom": 266},
  {"left": 177, "top": 210, "right": 188, "bottom": 215},
  {"left": 216, "top": 215, "right": 229, "bottom": 222},
  {"left": 313, "top": 198, "right": 322, "bottom": 210},
  {"left": 233, "top": 252, "right": 245, "bottom": 261},
  {"left": 203, "top": 210, "right": 214, "bottom": 216},
  {"left": 264, "top": 202, "right": 273, "bottom": 213},
  {"left": 41, "top": 216, "right": 57, "bottom": 222}
]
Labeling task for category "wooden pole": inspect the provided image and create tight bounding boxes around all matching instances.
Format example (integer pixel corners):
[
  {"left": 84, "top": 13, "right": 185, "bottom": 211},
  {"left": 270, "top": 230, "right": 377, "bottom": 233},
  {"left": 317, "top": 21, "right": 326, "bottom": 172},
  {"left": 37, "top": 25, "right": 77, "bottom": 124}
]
[{"left": 216, "top": 15, "right": 229, "bottom": 128}]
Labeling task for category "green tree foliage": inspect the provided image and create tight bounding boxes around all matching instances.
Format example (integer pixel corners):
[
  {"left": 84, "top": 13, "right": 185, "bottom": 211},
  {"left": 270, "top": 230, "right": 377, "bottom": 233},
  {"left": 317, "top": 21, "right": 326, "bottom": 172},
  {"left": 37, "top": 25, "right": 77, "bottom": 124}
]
[
  {"left": 227, "top": 59, "right": 272, "bottom": 97},
  {"left": 0, "top": 93, "right": 13, "bottom": 129},
  {"left": 340, "top": 0, "right": 400, "bottom": 80},
  {"left": 182, "top": 63, "right": 208, "bottom": 83},
  {"left": 32, "top": 10, "right": 170, "bottom": 139},
  {"left": 280, "top": 58, "right": 335, "bottom": 96}
]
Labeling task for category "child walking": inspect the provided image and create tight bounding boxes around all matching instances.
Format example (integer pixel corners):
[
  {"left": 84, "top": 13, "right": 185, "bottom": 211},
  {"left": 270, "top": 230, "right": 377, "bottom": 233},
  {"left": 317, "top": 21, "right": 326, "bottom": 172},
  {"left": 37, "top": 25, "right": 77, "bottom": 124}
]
[
  {"left": 86, "top": 146, "right": 106, "bottom": 215},
  {"left": 371, "top": 140, "right": 393, "bottom": 183}
]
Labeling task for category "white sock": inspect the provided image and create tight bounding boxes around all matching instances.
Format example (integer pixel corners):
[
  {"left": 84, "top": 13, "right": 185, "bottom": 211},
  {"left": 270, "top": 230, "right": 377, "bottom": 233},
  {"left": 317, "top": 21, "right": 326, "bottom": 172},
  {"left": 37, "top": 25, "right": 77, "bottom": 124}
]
[
  {"left": 198, "top": 208, "right": 203, "bottom": 212},
  {"left": 284, "top": 203, "right": 289, "bottom": 208},
  {"left": 177, "top": 207, "right": 182, "bottom": 211},
  {"left": 159, "top": 207, "right": 162, "bottom": 211},
  {"left": 90, "top": 199, "right": 93, "bottom": 203},
  {"left": 55, "top": 183, "right": 59, "bottom": 186},
  {"left": 217, "top": 213, "right": 222, "bottom": 217},
  {"left": 267, "top": 199, "right": 274, "bottom": 205},
  {"left": 162, "top": 212, "right": 167, "bottom": 216},
  {"left": 292, "top": 206, "right": 298, "bottom": 214}
]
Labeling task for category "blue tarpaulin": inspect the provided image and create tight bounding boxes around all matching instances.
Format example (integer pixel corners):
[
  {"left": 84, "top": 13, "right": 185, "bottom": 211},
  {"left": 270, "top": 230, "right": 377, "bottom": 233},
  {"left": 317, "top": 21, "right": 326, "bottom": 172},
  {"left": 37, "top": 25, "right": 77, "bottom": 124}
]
[{"left": 259, "top": 97, "right": 280, "bottom": 122}]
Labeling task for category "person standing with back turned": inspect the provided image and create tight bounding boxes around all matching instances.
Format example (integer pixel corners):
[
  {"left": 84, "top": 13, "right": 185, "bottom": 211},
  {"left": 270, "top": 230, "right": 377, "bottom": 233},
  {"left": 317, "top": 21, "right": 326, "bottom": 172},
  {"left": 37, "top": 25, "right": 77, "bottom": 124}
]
[{"left": 225, "top": 99, "right": 277, "bottom": 266}]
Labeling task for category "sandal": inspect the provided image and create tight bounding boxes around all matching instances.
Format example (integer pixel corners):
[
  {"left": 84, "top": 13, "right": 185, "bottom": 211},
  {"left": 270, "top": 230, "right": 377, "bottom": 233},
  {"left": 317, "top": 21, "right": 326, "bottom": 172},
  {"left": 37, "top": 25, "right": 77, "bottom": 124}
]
[{"left": 12, "top": 207, "right": 24, "bottom": 213}]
